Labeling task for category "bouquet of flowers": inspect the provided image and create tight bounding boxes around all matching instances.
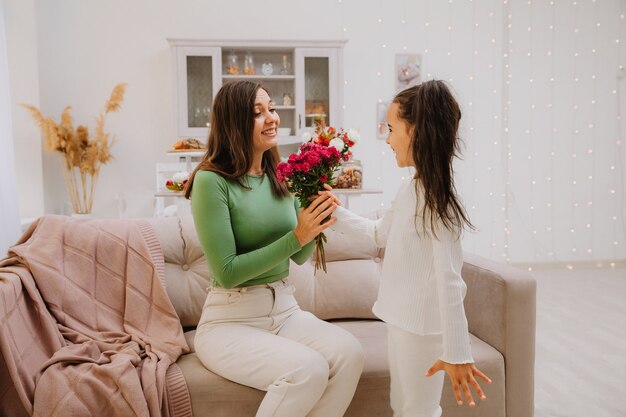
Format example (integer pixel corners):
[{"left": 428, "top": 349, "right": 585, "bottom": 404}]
[
  {"left": 276, "top": 126, "right": 359, "bottom": 273},
  {"left": 165, "top": 171, "right": 190, "bottom": 191}
]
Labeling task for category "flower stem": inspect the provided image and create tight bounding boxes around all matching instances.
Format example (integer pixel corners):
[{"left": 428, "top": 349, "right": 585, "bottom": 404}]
[{"left": 314, "top": 233, "right": 327, "bottom": 274}]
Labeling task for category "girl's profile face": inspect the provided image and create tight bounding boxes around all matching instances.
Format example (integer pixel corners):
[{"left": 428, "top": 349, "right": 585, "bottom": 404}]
[
  {"left": 252, "top": 88, "right": 280, "bottom": 154},
  {"left": 386, "top": 102, "right": 414, "bottom": 168}
]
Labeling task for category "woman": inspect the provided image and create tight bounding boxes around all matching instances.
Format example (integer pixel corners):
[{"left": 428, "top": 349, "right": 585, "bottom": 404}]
[{"left": 184, "top": 80, "right": 364, "bottom": 417}]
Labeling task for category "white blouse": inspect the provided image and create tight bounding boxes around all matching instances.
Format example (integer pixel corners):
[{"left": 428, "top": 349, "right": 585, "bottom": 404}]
[{"left": 332, "top": 179, "right": 473, "bottom": 364}]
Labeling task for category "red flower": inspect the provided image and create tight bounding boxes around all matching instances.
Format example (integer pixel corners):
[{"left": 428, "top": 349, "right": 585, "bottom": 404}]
[{"left": 306, "top": 152, "right": 321, "bottom": 166}]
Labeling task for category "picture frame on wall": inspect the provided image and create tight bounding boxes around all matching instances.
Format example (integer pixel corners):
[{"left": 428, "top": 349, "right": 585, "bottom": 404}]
[
  {"left": 376, "top": 101, "right": 389, "bottom": 140},
  {"left": 395, "top": 53, "right": 422, "bottom": 91}
]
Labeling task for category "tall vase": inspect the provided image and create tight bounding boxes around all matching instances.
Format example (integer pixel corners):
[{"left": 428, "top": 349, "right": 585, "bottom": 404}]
[{"left": 70, "top": 212, "right": 94, "bottom": 219}]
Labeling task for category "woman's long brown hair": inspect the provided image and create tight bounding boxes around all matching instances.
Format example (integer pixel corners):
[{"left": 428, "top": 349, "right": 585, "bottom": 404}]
[
  {"left": 393, "top": 80, "right": 474, "bottom": 237},
  {"left": 184, "top": 80, "right": 289, "bottom": 199}
]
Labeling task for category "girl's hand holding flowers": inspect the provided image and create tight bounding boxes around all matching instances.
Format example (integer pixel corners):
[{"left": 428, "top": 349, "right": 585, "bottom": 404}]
[{"left": 315, "top": 183, "right": 342, "bottom": 207}]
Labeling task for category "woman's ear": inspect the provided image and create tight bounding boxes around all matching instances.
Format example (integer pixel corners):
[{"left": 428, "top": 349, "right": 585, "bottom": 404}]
[{"left": 408, "top": 125, "right": 415, "bottom": 139}]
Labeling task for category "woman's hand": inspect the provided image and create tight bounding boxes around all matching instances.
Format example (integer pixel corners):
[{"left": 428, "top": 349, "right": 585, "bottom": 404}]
[
  {"left": 293, "top": 194, "right": 338, "bottom": 246},
  {"left": 425, "top": 360, "right": 492, "bottom": 407}
]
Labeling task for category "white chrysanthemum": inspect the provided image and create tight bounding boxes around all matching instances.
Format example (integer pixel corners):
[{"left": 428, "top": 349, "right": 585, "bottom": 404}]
[
  {"left": 302, "top": 131, "right": 312, "bottom": 142},
  {"left": 329, "top": 137, "right": 345, "bottom": 152},
  {"left": 173, "top": 171, "right": 190, "bottom": 183},
  {"left": 348, "top": 129, "right": 360, "bottom": 144}
]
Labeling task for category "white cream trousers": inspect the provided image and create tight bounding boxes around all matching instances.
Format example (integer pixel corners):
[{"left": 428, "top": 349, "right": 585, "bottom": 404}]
[
  {"left": 387, "top": 323, "right": 445, "bottom": 417},
  {"left": 194, "top": 279, "right": 365, "bottom": 417}
]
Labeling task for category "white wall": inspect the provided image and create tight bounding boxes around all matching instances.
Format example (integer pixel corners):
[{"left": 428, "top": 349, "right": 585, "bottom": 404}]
[
  {"left": 0, "top": 0, "right": 21, "bottom": 254},
  {"left": 6, "top": 0, "right": 626, "bottom": 264}
]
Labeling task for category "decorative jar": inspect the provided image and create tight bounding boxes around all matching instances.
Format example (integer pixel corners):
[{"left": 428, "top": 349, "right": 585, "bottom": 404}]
[
  {"left": 226, "top": 50, "right": 240, "bottom": 75},
  {"left": 244, "top": 51, "right": 255, "bottom": 75},
  {"left": 336, "top": 159, "right": 363, "bottom": 189}
]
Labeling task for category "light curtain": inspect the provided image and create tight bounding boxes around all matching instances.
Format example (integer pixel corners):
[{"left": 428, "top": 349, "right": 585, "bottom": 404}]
[{"left": 0, "top": 0, "right": 21, "bottom": 255}]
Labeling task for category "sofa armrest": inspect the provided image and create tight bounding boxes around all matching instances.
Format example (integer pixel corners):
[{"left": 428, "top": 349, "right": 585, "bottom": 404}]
[
  {"left": 0, "top": 266, "right": 63, "bottom": 417},
  {"left": 461, "top": 252, "right": 536, "bottom": 417}
]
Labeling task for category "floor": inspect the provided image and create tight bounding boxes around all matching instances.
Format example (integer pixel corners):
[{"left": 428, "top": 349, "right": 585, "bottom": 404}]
[{"left": 532, "top": 266, "right": 626, "bottom": 417}]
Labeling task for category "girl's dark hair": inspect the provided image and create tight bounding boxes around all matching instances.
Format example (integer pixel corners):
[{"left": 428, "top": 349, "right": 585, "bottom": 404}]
[
  {"left": 393, "top": 80, "right": 474, "bottom": 237},
  {"left": 184, "top": 80, "right": 289, "bottom": 199}
]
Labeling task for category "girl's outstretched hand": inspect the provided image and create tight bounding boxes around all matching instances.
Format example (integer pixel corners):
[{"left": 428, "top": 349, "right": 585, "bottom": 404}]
[
  {"left": 316, "top": 183, "right": 342, "bottom": 206},
  {"left": 425, "top": 360, "right": 492, "bottom": 407}
]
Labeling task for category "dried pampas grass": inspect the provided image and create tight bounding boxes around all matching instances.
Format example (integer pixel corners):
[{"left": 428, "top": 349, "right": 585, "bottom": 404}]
[{"left": 22, "top": 83, "right": 127, "bottom": 214}]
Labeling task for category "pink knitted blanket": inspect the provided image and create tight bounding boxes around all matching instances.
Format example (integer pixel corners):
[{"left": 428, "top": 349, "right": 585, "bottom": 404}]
[{"left": 0, "top": 215, "right": 191, "bottom": 417}]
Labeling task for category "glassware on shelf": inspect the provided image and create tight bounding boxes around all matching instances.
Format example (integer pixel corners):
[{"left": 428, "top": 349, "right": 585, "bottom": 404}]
[
  {"left": 226, "top": 50, "right": 240, "bottom": 75},
  {"left": 261, "top": 62, "right": 273, "bottom": 76},
  {"left": 282, "top": 93, "right": 293, "bottom": 106},
  {"left": 244, "top": 51, "right": 256, "bottom": 75},
  {"left": 336, "top": 159, "right": 363, "bottom": 189},
  {"left": 280, "top": 55, "right": 291, "bottom": 75}
]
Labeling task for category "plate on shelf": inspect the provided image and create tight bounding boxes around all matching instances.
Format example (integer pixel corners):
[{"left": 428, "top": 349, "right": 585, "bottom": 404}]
[
  {"left": 169, "top": 148, "right": 206, "bottom": 152},
  {"left": 155, "top": 190, "right": 184, "bottom": 197}
]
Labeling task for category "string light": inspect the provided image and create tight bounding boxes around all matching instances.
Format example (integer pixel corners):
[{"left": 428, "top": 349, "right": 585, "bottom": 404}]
[
  {"left": 488, "top": 4, "right": 499, "bottom": 259},
  {"left": 467, "top": 0, "right": 478, "bottom": 254},
  {"left": 528, "top": 0, "right": 537, "bottom": 260},
  {"left": 586, "top": 0, "right": 599, "bottom": 260},
  {"left": 424, "top": 0, "right": 430, "bottom": 56},
  {"left": 377, "top": 0, "right": 386, "bottom": 204},
  {"left": 546, "top": 1, "right": 556, "bottom": 262},
  {"left": 569, "top": 0, "right": 580, "bottom": 257},
  {"left": 615, "top": 3, "right": 625, "bottom": 259},
  {"left": 333, "top": 0, "right": 624, "bottom": 266},
  {"left": 339, "top": 0, "right": 347, "bottom": 115},
  {"left": 501, "top": 0, "right": 512, "bottom": 262}
]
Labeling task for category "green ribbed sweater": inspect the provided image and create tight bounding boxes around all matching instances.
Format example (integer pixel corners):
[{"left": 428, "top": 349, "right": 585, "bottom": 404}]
[{"left": 190, "top": 170, "right": 315, "bottom": 288}]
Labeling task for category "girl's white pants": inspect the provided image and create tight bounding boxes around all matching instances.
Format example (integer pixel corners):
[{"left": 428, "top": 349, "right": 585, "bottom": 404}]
[
  {"left": 194, "top": 279, "right": 365, "bottom": 417},
  {"left": 387, "top": 323, "right": 445, "bottom": 417}
]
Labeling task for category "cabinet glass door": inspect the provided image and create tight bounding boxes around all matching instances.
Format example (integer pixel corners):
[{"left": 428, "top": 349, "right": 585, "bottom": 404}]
[
  {"left": 304, "top": 57, "right": 329, "bottom": 129},
  {"left": 176, "top": 46, "right": 221, "bottom": 138},
  {"left": 186, "top": 56, "right": 213, "bottom": 129},
  {"left": 295, "top": 48, "right": 339, "bottom": 135}
]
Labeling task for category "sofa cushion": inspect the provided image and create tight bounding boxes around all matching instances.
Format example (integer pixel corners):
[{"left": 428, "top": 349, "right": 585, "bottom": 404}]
[
  {"left": 318, "top": 210, "right": 386, "bottom": 262},
  {"left": 288, "top": 258, "right": 381, "bottom": 320},
  {"left": 150, "top": 216, "right": 210, "bottom": 327},
  {"left": 178, "top": 322, "right": 504, "bottom": 417}
]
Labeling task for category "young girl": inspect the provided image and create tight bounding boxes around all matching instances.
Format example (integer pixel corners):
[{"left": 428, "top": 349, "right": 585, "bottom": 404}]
[{"left": 325, "top": 80, "right": 491, "bottom": 416}]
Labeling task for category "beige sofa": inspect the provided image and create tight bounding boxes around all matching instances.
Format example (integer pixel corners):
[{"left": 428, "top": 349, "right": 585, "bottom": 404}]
[
  {"left": 151, "top": 214, "right": 536, "bottom": 417},
  {"left": 0, "top": 214, "right": 535, "bottom": 417}
]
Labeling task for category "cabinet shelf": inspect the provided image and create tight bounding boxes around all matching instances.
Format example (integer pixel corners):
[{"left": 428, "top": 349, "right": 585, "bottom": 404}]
[
  {"left": 155, "top": 190, "right": 184, "bottom": 198},
  {"left": 165, "top": 150, "right": 205, "bottom": 157},
  {"left": 274, "top": 105, "right": 296, "bottom": 110},
  {"left": 222, "top": 75, "right": 296, "bottom": 80}
]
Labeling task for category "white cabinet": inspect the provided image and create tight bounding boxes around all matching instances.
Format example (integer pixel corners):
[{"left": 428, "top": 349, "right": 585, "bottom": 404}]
[{"left": 168, "top": 40, "right": 346, "bottom": 150}]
